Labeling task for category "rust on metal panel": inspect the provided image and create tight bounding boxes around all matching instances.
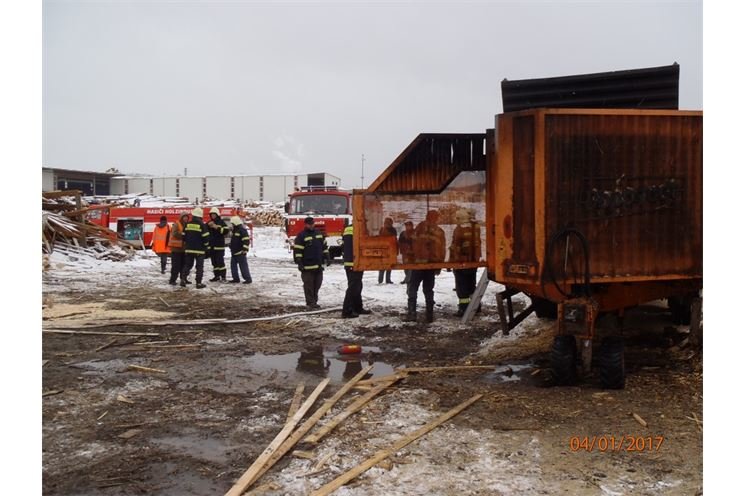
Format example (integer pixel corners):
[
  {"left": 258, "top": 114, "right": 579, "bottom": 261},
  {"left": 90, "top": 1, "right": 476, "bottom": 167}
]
[
  {"left": 367, "top": 133, "right": 487, "bottom": 195},
  {"left": 491, "top": 108, "right": 702, "bottom": 310}
]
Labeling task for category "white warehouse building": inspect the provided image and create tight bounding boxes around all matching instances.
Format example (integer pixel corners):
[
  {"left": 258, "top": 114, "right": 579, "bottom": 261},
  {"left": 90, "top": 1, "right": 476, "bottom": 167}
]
[{"left": 109, "top": 172, "right": 341, "bottom": 203}]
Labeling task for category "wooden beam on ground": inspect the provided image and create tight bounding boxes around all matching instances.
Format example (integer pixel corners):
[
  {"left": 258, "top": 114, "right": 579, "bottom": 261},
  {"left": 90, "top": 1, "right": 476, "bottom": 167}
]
[
  {"left": 286, "top": 383, "right": 306, "bottom": 424},
  {"left": 224, "top": 378, "right": 330, "bottom": 496},
  {"left": 127, "top": 365, "right": 166, "bottom": 374},
  {"left": 42, "top": 390, "right": 64, "bottom": 397},
  {"left": 395, "top": 365, "right": 497, "bottom": 374},
  {"left": 43, "top": 329, "right": 161, "bottom": 337},
  {"left": 354, "top": 371, "right": 409, "bottom": 387},
  {"left": 304, "top": 375, "right": 401, "bottom": 445},
  {"left": 250, "top": 365, "right": 374, "bottom": 487},
  {"left": 309, "top": 394, "right": 483, "bottom": 496},
  {"left": 95, "top": 338, "right": 119, "bottom": 352}
]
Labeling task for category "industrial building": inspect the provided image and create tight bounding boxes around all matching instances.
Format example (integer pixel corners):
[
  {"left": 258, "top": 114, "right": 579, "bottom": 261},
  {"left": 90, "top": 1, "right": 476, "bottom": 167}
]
[{"left": 42, "top": 168, "right": 342, "bottom": 202}]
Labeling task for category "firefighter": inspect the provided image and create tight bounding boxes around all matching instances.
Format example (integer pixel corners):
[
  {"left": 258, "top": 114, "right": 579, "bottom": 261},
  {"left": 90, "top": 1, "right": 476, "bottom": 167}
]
[
  {"left": 398, "top": 221, "right": 415, "bottom": 284},
  {"left": 181, "top": 207, "right": 210, "bottom": 289},
  {"left": 150, "top": 215, "right": 171, "bottom": 274},
  {"left": 449, "top": 209, "right": 482, "bottom": 317},
  {"left": 228, "top": 216, "right": 253, "bottom": 284},
  {"left": 404, "top": 210, "right": 446, "bottom": 323},
  {"left": 293, "top": 216, "right": 330, "bottom": 309},
  {"left": 207, "top": 207, "right": 230, "bottom": 282},
  {"left": 341, "top": 224, "right": 372, "bottom": 318},
  {"left": 377, "top": 217, "right": 397, "bottom": 284},
  {"left": 168, "top": 212, "right": 190, "bottom": 286}
]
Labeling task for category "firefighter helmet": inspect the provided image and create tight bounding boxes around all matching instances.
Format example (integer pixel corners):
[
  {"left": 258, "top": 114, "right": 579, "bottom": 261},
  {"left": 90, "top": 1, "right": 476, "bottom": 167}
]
[
  {"left": 192, "top": 207, "right": 203, "bottom": 217},
  {"left": 230, "top": 216, "right": 241, "bottom": 226},
  {"left": 209, "top": 207, "right": 220, "bottom": 216}
]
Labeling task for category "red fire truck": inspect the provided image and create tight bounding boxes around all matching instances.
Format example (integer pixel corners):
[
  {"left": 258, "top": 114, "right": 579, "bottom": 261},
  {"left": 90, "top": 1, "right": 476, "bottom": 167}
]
[
  {"left": 283, "top": 187, "right": 352, "bottom": 259},
  {"left": 85, "top": 205, "right": 252, "bottom": 248}
]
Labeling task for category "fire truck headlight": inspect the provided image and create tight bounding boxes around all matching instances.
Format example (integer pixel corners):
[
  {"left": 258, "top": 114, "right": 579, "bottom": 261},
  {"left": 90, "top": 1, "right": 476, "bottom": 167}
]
[{"left": 336, "top": 238, "right": 343, "bottom": 245}]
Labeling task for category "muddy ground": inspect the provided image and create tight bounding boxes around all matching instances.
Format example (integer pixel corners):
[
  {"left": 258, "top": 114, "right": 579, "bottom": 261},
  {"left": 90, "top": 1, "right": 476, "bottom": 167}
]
[{"left": 42, "top": 254, "right": 703, "bottom": 495}]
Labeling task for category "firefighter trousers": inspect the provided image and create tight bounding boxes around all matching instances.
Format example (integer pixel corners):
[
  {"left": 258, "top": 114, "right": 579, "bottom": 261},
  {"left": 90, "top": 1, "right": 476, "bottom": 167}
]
[
  {"left": 210, "top": 248, "right": 227, "bottom": 278},
  {"left": 454, "top": 268, "right": 477, "bottom": 312},
  {"left": 170, "top": 251, "right": 185, "bottom": 283},
  {"left": 182, "top": 253, "right": 205, "bottom": 284},
  {"left": 230, "top": 254, "right": 252, "bottom": 282},
  {"left": 343, "top": 268, "right": 364, "bottom": 315},
  {"left": 407, "top": 269, "right": 436, "bottom": 310},
  {"left": 301, "top": 270, "right": 323, "bottom": 306}
]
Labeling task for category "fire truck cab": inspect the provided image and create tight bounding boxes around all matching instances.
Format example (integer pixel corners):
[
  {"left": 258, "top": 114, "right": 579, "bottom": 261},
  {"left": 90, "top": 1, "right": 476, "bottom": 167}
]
[{"left": 283, "top": 186, "right": 352, "bottom": 259}]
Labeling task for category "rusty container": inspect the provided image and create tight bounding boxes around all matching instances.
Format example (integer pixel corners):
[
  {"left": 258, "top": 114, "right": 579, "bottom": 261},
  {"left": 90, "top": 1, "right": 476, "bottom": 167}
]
[{"left": 488, "top": 108, "right": 702, "bottom": 310}]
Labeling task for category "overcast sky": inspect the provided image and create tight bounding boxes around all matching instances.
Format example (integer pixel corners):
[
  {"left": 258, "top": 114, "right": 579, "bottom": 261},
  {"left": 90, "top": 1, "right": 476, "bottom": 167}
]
[{"left": 42, "top": 0, "right": 702, "bottom": 188}]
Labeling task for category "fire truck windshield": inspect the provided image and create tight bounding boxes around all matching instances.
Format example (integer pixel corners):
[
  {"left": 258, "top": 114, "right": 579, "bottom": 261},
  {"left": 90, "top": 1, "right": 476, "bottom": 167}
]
[{"left": 290, "top": 194, "right": 348, "bottom": 215}]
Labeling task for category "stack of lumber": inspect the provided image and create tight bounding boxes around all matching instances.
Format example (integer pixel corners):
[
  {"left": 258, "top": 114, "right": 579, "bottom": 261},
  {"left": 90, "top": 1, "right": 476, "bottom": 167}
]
[
  {"left": 246, "top": 208, "right": 284, "bottom": 226},
  {"left": 42, "top": 191, "right": 131, "bottom": 258}
]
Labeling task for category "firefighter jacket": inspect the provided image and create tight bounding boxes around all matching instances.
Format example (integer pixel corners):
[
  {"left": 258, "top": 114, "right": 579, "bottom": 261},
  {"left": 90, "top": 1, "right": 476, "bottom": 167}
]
[
  {"left": 342, "top": 225, "right": 354, "bottom": 267},
  {"left": 449, "top": 222, "right": 482, "bottom": 263},
  {"left": 294, "top": 227, "right": 329, "bottom": 271},
  {"left": 168, "top": 221, "right": 186, "bottom": 252},
  {"left": 230, "top": 225, "right": 251, "bottom": 256},
  {"left": 151, "top": 223, "right": 171, "bottom": 254},
  {"left": 183, "top": 217, "right": 210, "bottom": 255},
  {"left": 412, "top": 220, "right": 446, "bottom": 263},
  {"left": 207, "top": 216, "right": 229, "bottom": 250},
  {"left": 398, "top": 230, "right": 415, "bottom": 263}
]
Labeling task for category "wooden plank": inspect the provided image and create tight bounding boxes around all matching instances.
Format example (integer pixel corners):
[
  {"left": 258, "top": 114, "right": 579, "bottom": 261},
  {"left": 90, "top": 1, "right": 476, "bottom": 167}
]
[
  {"left": 354, "top": 371, "right": 408, "bottom": 387},
  {"left": 43, "top": 330, "right": 161, "bottom": 337},
  {"left": 304, "top": 375, "right": 400, "bottom": 445},
  {"left": 395, "top": 365, "right": 497, "bottom": 374},
  {"left": 42, "top": 190, "right": 83, "bottom": 199},
  {"left": 127, "top": 365, "right": 166, "bottom": 374},
  {"left": 224, "top": 378, "right": 330, "bottom": 496},
  {"left": 251, "top": 365, "right": 374, "bottom": 487},
  {"left": 309, "top": 394, "right": 483, "bottom": 496},
  {"left": 286, "top": 382, "right": 306, "bottom": 424},
  {"left": 461, "top": 269, "right": 489, "bottom": 324},
  {"left": 42, "top": 390, "right": 64, "bottom": 397},
  {"left": 95, "top": 338, "right": 119, "bottom": 352}
]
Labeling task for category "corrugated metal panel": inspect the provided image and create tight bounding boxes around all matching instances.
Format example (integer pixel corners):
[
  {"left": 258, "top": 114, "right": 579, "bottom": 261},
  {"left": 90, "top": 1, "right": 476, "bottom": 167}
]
[
  {"left": 367, "top": 133, "right": 486, "bottom": 194},
  {"left": 501, "top": 64, "right": 680, "bottom": 112}
]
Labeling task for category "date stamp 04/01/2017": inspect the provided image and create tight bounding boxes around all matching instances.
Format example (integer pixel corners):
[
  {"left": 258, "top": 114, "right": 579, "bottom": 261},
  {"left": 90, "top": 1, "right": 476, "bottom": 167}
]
[{"left": 569, "top": 435, "right": 665, "bottom": 452}]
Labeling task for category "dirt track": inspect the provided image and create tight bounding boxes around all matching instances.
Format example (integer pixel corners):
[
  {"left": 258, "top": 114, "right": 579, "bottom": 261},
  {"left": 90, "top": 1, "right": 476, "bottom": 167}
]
[{"left": 42, "top": 255, "right": 703, "bottom": 495}]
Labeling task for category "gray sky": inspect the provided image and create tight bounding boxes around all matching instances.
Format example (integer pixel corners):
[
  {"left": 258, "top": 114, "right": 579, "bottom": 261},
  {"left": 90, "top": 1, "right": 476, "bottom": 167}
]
[{"left": 43, "top": 0, "right": 702, "bottom": 188}]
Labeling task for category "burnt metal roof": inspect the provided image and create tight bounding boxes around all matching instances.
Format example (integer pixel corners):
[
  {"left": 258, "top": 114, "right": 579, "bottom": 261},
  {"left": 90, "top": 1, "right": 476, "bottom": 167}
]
[
  {"left": 501, "top": 64, "right": 680, "bottom": 112},
  {"left": 366, "top": 133, "right": 486, "bottom": 195}
]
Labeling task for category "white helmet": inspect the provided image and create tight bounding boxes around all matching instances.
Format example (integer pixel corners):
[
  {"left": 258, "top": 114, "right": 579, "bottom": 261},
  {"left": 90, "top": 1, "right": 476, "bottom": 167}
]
[
  {"left": 209, "top": 207, "right": 220, "bottom": 216},
  {"left": 230, "top": 216, "right": 242, "bottom": 226},
  {"left": 455, "top": 209, "right": 470, "bottom": 224},
  {"left": 192, "top": 207, "right": 203, "bottom": 217}
]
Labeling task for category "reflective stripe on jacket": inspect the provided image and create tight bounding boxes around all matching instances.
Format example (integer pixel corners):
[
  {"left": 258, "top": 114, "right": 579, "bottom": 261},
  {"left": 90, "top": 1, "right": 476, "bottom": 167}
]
[
  {"left": 293, "top": 227, "right": 328, "bottom": 270},
  {"left": 230, "top": 225, "right": 251, "bottom": 256},
  {"left": 168, "top": 222, "right": 185, "bottom": 251},
  {"left": 183, "top": 219, "right": 210, "bottom": 255}
]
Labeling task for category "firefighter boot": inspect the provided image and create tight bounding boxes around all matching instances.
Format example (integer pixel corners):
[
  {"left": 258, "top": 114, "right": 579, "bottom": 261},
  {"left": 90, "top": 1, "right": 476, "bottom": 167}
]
[
  {"left": 402, "top": 301, "right": 417, "bottom": 322},
  {"left": 425, "top": 303, "right": 435, "bottom": 323}
]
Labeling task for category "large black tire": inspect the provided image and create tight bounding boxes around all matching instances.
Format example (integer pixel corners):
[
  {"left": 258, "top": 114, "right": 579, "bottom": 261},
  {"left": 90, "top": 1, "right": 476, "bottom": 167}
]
[
  {"left": 550, "top": 335, "right": 577, "bottom": 386},
  {"left": 668, "top": 296, "right": 692, "bottom": 325},
  {"left": 532, "top": 297, "right": 558, "bottom": 319},
  {"left": 599, "top": 336, "right": 625, "bottom": 389}
]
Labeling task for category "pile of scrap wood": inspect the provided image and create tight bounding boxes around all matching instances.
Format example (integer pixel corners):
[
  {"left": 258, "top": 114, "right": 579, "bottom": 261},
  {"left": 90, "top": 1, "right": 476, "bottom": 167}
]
[
  {"left": 42, "top": 190, "right": 131, "bottom": 259},
  {"left": 223, "top": 366, "right": 488, "bottom": 495}
]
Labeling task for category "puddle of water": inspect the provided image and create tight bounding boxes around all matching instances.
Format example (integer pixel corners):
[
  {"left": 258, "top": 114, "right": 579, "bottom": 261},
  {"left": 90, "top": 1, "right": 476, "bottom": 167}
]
[
  {"left": 482, "top": 363, "right": 535, "bottom": 383},
  {"left": 244, "top": 348, "right": 394, "bottom": 384}
]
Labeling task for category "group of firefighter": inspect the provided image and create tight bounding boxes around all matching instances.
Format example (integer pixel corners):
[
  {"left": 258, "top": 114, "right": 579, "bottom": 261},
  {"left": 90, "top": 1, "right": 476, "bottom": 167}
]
[
  {"left": 149, "top": 207, "right": 253, "bottom": 288},
  {"left": 294, "top": 208, "right": 481, "bottom": 323},
  {"left": 151, "top": 206, "right": 481, "bottom": 322}
]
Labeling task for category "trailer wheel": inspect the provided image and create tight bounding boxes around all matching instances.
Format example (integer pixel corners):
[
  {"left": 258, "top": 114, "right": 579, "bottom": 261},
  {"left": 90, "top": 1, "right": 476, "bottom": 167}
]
[
  {"left": 532, "top": 297, "right": 558, "bottom": 319},
  {"left": 599, "top": 336, "right": 625, "bottom": 389},
  {"left": 550, "top": 335, "right": 577, "bottom": 386}
]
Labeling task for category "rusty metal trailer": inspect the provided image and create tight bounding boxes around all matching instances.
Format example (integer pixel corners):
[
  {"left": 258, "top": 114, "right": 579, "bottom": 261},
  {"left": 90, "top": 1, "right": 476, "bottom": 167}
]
[{"left": 354, "top": 64, "right": 702, "bottom": 388}]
